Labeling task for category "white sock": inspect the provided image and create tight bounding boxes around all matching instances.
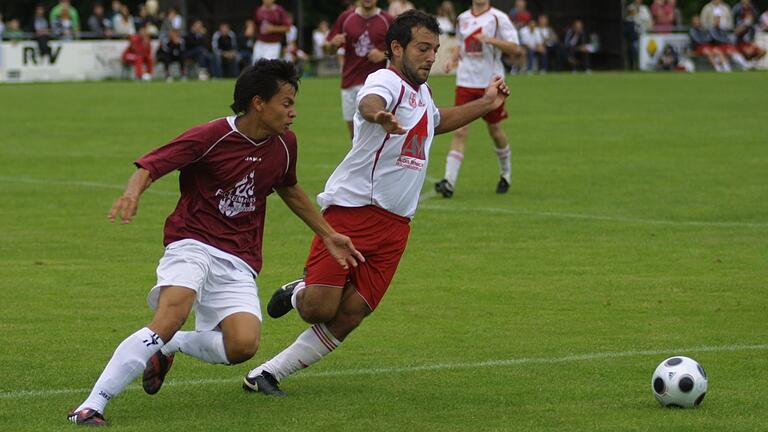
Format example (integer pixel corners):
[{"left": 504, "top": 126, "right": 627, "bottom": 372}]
[
  {"left": 76, "top": 327, "right": 164, "bottom": 414},
  {"left": 161, "top": 330, "right": 229, "bottom": 364},
  {"left": 444, "top": 150, "right": 464, "bottom": 186},
  {"left": 730, "top": 52, "right": 750, "bottom": 69},
  {"left": 248, "top": 323, "right": 340, "bottom": 381},
  {"left": 495, "top": 146, "right": 512, "bottom": 182},
  {"left": 290, "top": 280, "right": 307, "bottom": 310}
]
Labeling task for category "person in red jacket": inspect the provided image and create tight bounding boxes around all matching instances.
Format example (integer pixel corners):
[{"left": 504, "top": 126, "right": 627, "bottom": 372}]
[{"left": 123, "top": 26, "right": 154, "bottom": 80}]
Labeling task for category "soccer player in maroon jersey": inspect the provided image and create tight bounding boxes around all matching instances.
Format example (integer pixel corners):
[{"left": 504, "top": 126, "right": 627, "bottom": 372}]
[
  {"left": 325, "top": 0, "right": 393, "bottom": 139},
  {"left": 67, "top": 59, "right": 363, "bottom": 426},
  {"left": 253, "top": 0, "right": 292, "bottom": 62}
]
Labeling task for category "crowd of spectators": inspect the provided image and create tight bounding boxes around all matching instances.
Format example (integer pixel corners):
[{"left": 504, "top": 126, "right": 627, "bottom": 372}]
[
  {"left": 625, "top": 0, "right": 767, "bottom": 71},
  {"left": 1, "top": 0, "right": 767, "bottom": 79}
]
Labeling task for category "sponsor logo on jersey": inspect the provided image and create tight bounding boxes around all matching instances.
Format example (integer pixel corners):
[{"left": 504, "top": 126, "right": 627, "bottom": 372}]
[
  {"left": 216, "top": 171, "right": 257, "bottom": 217},
  {"left": 396, "top": 111, "right": 428, "bottom": 171},
  {"left": 355, "top": 30, "right": 374, "bottom": 57},
  {"left": 465, "top": 27, "right": 484, "bottom": 55}
]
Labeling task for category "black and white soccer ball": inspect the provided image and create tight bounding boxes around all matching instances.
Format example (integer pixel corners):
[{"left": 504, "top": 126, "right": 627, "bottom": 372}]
[{"left": 651, "top": 356, "right": 708, "bottom": 408}]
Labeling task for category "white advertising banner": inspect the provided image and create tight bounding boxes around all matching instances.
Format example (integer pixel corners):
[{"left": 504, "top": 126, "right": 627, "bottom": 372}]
[
  {"left": 0, "top": 40, "right": 143, "bottom": 82},
  {"left": 640, "top": 32, "right": 768, "bottom": 71}
]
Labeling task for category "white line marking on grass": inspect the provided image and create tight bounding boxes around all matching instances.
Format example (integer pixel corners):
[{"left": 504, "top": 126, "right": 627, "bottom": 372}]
[
  {"left": 0, "top": 175, "right": 178, "bottom": 196},
  {"left": 2, "top": 343, "right": 766, "bottom": 400},
  {"left": 419, "top": 204, "right": 768, "bottom": 229}
]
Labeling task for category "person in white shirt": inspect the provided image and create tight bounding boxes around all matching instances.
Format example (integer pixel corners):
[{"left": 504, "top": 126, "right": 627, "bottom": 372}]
[
  {"left": 436, "top": 0, "right": 519, "bottom": 198},
  {"left": 312, "top": 20, "right": 330, "bottom": 58},
  {"left": 519, "top": 18, "right": 545, "bottom": 73},
  {"left": 242, "top": 10, "right": 510, "bottom": 396}
]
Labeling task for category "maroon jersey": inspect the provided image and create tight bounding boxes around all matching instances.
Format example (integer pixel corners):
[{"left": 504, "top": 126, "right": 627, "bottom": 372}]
[
  {"left": 327, "top": 9, "right": 393, "bottom": 89},
  {"left": 135, "top": 116, "right": 297, "bottom": 273},
  {"left": 254, "top": 4, "right": 291, "bottom": 43}
]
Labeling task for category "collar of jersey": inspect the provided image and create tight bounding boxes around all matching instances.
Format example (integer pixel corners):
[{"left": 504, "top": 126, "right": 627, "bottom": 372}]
[
  {"left": 227, "top": 115, "right": 271, "bottom": 147},
  {"left": 387, "top": 67, "right": 421, "bottom": 92}
]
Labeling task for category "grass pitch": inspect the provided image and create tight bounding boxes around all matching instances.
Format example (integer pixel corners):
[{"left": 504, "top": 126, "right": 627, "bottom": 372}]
[{"left": 0, "top": 72, "right": 766, "bottom": 431}]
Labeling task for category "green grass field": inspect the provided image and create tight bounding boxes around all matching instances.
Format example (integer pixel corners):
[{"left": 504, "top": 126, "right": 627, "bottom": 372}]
[{"left": 1, "top": 72, "right": 766, "bottom": 431}]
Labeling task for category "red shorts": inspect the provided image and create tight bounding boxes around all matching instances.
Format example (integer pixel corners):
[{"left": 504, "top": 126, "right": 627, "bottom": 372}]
[
  {"left": 695, "top": 44, "right": 715, "bottom": 55},
  {"left": 455, "top": 86, "right": 508, "bottom": 124},
  {"left": 304, "top": 205, "right": 410, "bottom": 310}
]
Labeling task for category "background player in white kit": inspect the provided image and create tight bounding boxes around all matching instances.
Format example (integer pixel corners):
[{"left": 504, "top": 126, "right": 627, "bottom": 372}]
[
  {"left": 242, "top": 10, "right": 510, "bottom": 396},
  {"left": 435, "top": 0, "right": 520, "bottom": 198}
]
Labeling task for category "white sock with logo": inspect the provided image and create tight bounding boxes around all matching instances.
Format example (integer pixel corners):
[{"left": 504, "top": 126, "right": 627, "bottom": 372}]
[
  {"left": 76, "top": 327, "right": 164, "bottom": 414},
  {"left": 495, "top": 146, "right": 512, "bottom": 183},
  {"left": 161, "top": 330, "right": 230, "bottom": 364},
  {"left": 444, "top": 150, "right": 464, "bottom": 186},
  {"left": 248, "top": 323, "right": 340, "bottom": 381},
  {"left": 290, "top": 280, "right": 307, "bottom": 310}
]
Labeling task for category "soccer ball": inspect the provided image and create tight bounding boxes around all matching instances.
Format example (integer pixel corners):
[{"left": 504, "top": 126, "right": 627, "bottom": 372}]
[{"left": 651, "top": 356, "right": 708, "bottom": 408}]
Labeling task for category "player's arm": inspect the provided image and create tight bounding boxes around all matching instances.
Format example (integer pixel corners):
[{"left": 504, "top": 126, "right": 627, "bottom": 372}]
[
  {"left": 358, "top": 94, "right": 406, "bottom": 134},
  {"left": 275, "top": 184, "right": 364, "bottom": 269},
  {"left": 476, "top": 33, "right": 520, "bottom": 56},
  {"left": 443, "top": 46, "right": 460, "bottom": 73},
  {"left": 435, "top": 76, "right": 510, "bottom": 135},
  {"left": 108, "top": 168, "right": 153, "bottom": 224}
]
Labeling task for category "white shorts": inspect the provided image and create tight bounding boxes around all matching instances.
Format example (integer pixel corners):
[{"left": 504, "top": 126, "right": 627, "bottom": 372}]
[
  {"left": 341, "top": 85, "right": 363, "bottom": 122},
  {"left": 253, "top": 40, "right": 282, "bottom": 63},
  {"left": 148, "top": 239, "right": 262, "bottom": 331}
]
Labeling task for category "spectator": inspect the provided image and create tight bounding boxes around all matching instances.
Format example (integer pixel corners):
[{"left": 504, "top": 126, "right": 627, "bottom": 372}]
[
  {"left": 212, "top": 22, "right": 239, "bottom": 78},
  {"left": 508, "top": 0, "right": 532, "bottom": 29},
  {"left": 702, "top": 0, "right": 734, "bottom": 30},
  {"left": 113, "top": 4, "right": 135, "bottom": 36},
  {"left": 88, "top": 3, "right": 113, "bottom": 37},
  {"left": 734, "top": 9, "right": 766, "bottom": 63},
  {"left": 110, "top": 1, "right": 122, "bottom": 20},
  {"left": 161, "top": 7, "right": 184, "bottom": 37},
  {"left": 184, "top": 20, "right": 212, "bottom": 80},
  {"left": 760, "top": 9, "right": 768, "bottom": 31},
  {"left": 238, "top": 19, "right": 256, "bottom": 69},
  {"left": 122, "top": 25, "right": 153, "bottom": 80},
  {"left": 134, "top": 4, "right": 159, "bottom": 36},
  {"left": 519, "top": 18, "right": 545, "bottom": 73},
  {"left": 624, "top": 6, "right": 641, "bottom": 69},
  {"left": 253, "top": 0, "right": 291, "bottom": 62},
  {"left": 157, "top": 28, "right": 186, "bottom": 81},
  {"left": 32, "top": 5, "right": 52, "bottom": 58},
  {"left": 657, "top": 43, "right": 680, "bottom": 70},
  {"left": 732, "top": 0, "right": 759, "bottom": 25},
  {"left": 710, "top": 14, "right": 753, "bottom": 70},
  {"left": 651, "top": 0, "right": 675, "bottom": 32},
  {"left": 670, "top": 0, "right": 683, "bottom": 29},
  {"left": 312, "top": 20, "right": 329, "bottom": 58},
  {"left": 538, "top": 14, "right": 558, "bottom": 71},
  {"left": 690, "top": 14, "right": 730, "bottom": 72},
  {"left": 563, "top": 19, "right": 591, "bottom": 72},
  {"left": 49, "top": 0, "right": 80, "bottom": 34},
  {"left": 387, "top": 0, "right": 415, "bottom": 17},
  {"left": 52, "top": 6, "right": 77, "bottom": 40},
  {"left": 628, "top": 0, "right": 653, "bottom": 33},
  {"left": 5, "top": 19, "right": 24, "bottom": 41},
  {"left": 0, "top": 14, "right": 5, "bottom": 39},
  {"left": 436, "top": 1, "right": 456, "bottom": 36}
]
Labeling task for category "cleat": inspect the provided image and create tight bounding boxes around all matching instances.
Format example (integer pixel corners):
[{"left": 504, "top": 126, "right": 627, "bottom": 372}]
[
  {"left": 267, "top": 278, "right": 302, "bottom": 319},
  {"left": 67, "top": 408, "right": 108, "bottom": 427},
  {"left": 434, "top": 179, "right": 454, "bottom": 198},
  {"left": 142, "top": 351, "right": 175, "bottom": 395},
  {"left": 243, "top": 370, "right": 287, "bottom": 397},
  {"left": 496, "top": 177, "right": 510, "bottom": 194}
]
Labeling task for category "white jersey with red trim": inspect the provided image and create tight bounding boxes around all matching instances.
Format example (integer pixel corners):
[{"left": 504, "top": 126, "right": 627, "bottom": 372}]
[
  {"left": 317, "top": 68, "right": 441, "bottom": 219},
  {"left": 456, "top": 7, "right": 519, "bottom": 89}
]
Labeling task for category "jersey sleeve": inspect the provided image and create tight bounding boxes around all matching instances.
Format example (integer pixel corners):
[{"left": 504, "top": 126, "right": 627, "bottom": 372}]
[
  {"left": 498, "top": 13, "right": 519, "bottom": 44},
  {"left": 134, "top": 124, "right": 214, "bottom": 180},
  {"left": 277, "top": 133, "right": 298, "bottom": 187},
  {"left": 357, "top": 71, "right": 400, "bottom": 112},
  {"left": 327, "top": 11, "right": 347, "bottom": 41},
  {"left": 279, "top": 7, "right": 292, "bottom": 26}
]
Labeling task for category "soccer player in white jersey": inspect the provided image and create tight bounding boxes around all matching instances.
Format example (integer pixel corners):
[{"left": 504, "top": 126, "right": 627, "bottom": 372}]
[
  {"left": 242, "top": 10, "right": 510, "bottom": 396},
  {"left": 435, "top": 0, "right": 520, "bottom": 198}
]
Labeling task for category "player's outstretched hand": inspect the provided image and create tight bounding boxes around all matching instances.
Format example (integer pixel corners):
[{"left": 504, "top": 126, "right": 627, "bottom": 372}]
[
  {"left": 367, "top": 48, "right": 387, "bottom": 63},
  {"left": 108, "top": 194, "right": 139, "bottom": 224},
  {"left": 482, "top": 75, "right": 510, "bottom": 110},
  {"left": 373, "top": 111, "right": 406, "bottom": 134},
  {"left": 323, "top": 233, "right": 366, "bottom": 270}
]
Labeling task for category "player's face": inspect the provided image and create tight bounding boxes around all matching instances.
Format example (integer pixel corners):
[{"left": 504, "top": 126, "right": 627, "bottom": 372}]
[
  {"left": 361, "top": 0, "right": 377, "bottom": 9},
  {"left": 262, "top": 83, "right": 297, "bottom": 134},
  {"left": 401, "top": 27, "right": 439, "bottom": 85}
]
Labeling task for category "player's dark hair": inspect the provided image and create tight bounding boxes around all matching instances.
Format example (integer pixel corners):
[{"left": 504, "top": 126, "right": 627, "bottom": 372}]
[
  {"left": 230, "top": 59, "right": 299, "bottom": 114},
  {"left": 385, "top": 9, "right": 441, "bottom": 60}
]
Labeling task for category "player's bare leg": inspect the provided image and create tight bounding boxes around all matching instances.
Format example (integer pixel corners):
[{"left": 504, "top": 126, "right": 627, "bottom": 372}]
[
  {"left": 220, "top": 312, "right": 261, "bottom": 364},
  {"left": 244, "top": 283, "right": 369, "bottom": 396},
  {"left": 436, "top": 124, "right": 470, "bottom": 198},
  {"left": 487, "top": 121, "right": 511, "bottom": 193}
]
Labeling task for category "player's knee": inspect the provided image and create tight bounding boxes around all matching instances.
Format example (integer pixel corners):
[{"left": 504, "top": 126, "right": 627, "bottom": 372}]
[
  {"left": 454, "top": 126, "right": 469, "bottom": 140},
  {"left": 298, "top": 301, "right": 338, "bottom": 323},
  {"left": 225, "top": 336, "right": 259, "bottom": 364},
  {"left": 148, "top": 314, "right": 188, "bottom": 341}
]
